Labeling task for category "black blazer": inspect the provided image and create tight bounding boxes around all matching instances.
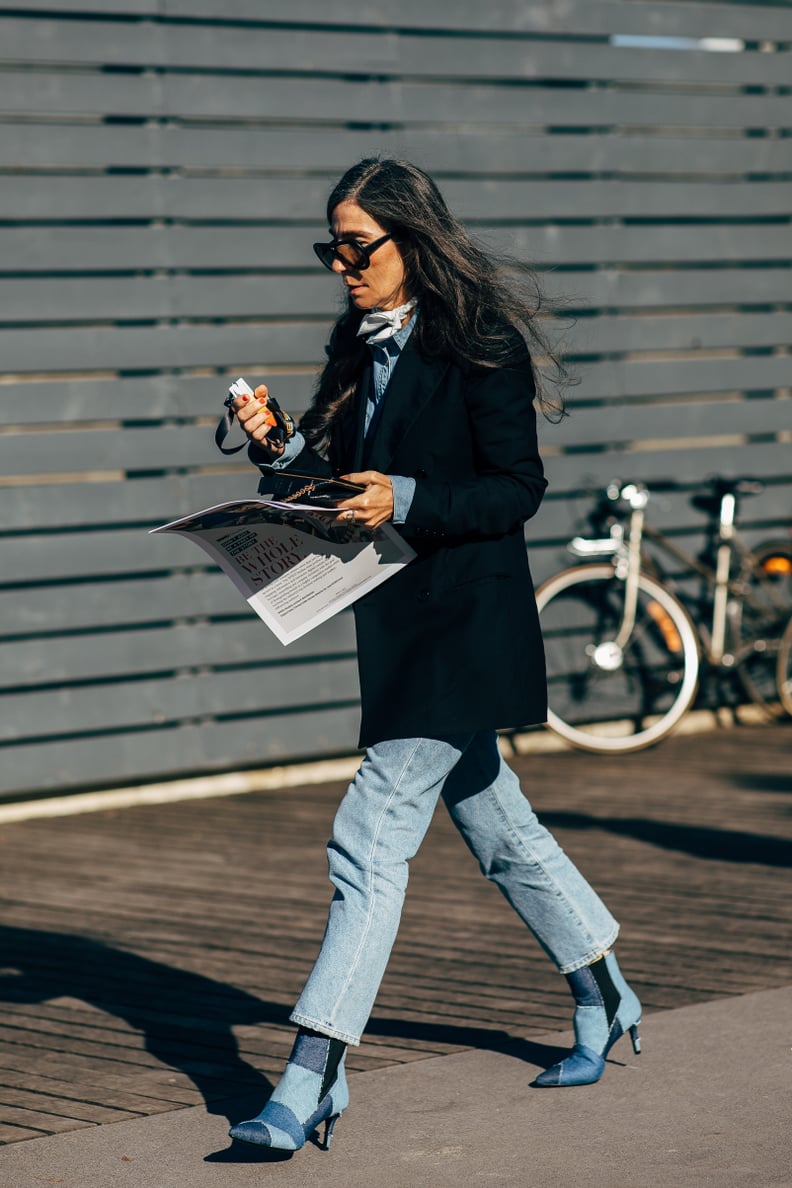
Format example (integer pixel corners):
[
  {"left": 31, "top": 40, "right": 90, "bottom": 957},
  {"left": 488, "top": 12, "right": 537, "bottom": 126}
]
[{"left": 260, "top": 334, "right": 548, "bottom": 747}]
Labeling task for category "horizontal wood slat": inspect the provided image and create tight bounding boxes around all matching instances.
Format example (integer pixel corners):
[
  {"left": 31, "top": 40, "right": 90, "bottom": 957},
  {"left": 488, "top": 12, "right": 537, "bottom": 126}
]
[
  {"left": 0, "top": 573, "right": 239, "bottom": 635},
  {"left": 6, "top": 1, "right": 792, "bottom": 41},
  {"left": 0, "top": 275, "right": 333, "bottom": 323},
  {"left": 0, "top": 322, "right": 332, "bottom": 373},
  {"left": 2, "top": 18, "right": 790, "bottom": 87},
  {"left": 2, "top": 378, "right": 790, "bottom": 483},
  {"left": 566, "top": 311, "right": 792, "bottom": 355},
  {"left": 0, "top": 520, "right": 355, "bottom": 585},
  {"left": 0, "top": 705, "right": 362, "bottom": 796},
  {"left": 1, "top": 481, "right": 787, "bottom": 632},
  {"left": 543, "top": 440, "right": 791, "bottom": 496},
  {"left": 0, "top": 659, "right": 360, "bottom": 742},
  {"left": 3, "top": 313, "right": 791, "bottom": 376},
  {"left": 0, "top": 503, "right": 786, "bottom": 612},
  {"left": 4, "top": 71, "right": 792, "bottom": 128},
  {"left": 2, "top": 444, "right": 788, "bottom": 588},
  {"left": 2, "top": 425, "right": 222, "bottom": 482},
  {"left": 4, "top": 268, "right": 792, "bottom": 324},
  {"left": 7, "top": 1, "right": 158, "bottom": 12},
  {"left": 2, "top": 617, "right": 356, "bottom": 687},
  {"left": 542, "top": 394, "right": 791, "bottom": 448},
  {"left": 576, "top": 357, "right": 792, "bottom": 402},
  {"left": 5, "top": 175, "right": 792, "bottom": 223},
  {"left": 4, "top": 224, "right": 791, "bottom": 275},
  {"left": 2, "top": 357, "right": 789, "bottom": 435},
  {"left": 4, "top": 125, "right": 792, "bottom": 175},
  {"left": 161, "top": 0, "right": 792, "bottom": 41},
  {"left": 0, "top": 374, "right": 315, "bottom": 427},
  {"left": 0, "top": 574, "right": 263, "bottom": 643},
  {"left": 531, "top": 482, "right": 792, "bottom": 542}
]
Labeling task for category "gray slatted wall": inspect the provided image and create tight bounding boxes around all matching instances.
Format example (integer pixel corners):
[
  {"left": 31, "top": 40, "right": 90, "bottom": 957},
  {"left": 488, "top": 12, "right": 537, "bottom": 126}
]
[{"left": 1, "top": 1, "right": 790, "bottom": 798}]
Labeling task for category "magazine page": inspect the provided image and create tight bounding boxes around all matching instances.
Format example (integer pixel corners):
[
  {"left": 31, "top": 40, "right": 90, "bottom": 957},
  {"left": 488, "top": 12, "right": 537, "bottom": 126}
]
[{"left": 151, "top": 498, "right": 415, "bottom": 646}]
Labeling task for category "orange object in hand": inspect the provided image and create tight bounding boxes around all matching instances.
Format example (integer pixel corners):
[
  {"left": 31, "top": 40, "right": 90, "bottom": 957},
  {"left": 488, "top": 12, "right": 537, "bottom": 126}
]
[{"left": 258, "top": 396, "right": 278, "bottom": 429}]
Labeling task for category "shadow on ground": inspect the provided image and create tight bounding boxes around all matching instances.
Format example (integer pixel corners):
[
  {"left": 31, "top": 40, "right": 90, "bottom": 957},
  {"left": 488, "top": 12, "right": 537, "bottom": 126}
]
[
  {"left": 0, "top": 925, "right": 278, "bottom": 1124},
  {"left": 539, "top": 811, "right": 792, "bottom": 866},
  {"left": 0, "top": 927, "right": 568, "bottom": 1128}
]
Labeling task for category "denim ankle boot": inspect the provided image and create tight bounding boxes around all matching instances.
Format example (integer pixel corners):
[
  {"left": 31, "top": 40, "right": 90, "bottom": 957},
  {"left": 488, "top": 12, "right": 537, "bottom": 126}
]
[
  {"left": 229, "top": 1029, "right": 348, "bottom": 1150},
  {"left": 534, "top": 951, "right": 641, "bottom": 1087}
]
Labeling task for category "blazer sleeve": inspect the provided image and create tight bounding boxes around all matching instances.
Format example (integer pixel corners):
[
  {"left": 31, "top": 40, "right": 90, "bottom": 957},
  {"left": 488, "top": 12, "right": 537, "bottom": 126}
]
[
  {"left": 248, "top": 439, "right": 334, "bottom": 495},
  {"left": 404, "top": 359, "right": 547, "bottom": 540}
]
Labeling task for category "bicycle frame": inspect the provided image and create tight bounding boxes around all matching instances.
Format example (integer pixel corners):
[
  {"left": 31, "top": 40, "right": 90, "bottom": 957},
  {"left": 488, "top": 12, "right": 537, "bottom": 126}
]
[{"left": 569, "top": 483, "right": 779, "bottom": 670}]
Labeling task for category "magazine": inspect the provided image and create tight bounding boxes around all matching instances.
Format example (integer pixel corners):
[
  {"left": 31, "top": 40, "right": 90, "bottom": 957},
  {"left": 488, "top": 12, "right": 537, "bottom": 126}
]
[{"left": 151, "top": 497, "right": 415, "bottom": 645}]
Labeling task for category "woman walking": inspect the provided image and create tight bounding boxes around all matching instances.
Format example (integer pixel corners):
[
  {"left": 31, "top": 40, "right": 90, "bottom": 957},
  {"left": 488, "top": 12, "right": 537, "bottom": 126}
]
[{"left": 226, "top": 158, "right": 641, "bottom": 1152}]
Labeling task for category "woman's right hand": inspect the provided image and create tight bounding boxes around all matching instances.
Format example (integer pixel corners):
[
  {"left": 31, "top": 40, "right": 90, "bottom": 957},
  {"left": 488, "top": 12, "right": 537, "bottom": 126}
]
[{"left": 232, "top": 385, "right": 287, "bottom": 459}]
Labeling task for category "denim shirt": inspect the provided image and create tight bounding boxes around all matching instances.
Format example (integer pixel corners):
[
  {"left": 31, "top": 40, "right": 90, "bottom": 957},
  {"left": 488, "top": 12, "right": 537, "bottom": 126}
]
[{"left": 267, "top": 313, "right": 417, "bottom": 523}]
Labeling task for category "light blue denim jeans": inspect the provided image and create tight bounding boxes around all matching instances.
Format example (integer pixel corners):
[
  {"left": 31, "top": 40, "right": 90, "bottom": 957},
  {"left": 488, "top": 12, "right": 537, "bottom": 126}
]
[{"left": 291, "top": 731, "right": 618, "bottom": 1046}]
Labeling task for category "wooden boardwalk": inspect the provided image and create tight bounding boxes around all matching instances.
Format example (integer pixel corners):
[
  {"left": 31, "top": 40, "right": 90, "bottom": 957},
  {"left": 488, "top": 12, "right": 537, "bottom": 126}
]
[{"left": 0, "top": 721, "right": 790, "bottom": 1147}]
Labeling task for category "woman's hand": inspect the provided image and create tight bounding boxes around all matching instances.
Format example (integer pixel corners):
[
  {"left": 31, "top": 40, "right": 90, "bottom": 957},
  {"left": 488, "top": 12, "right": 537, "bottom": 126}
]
[
  {"left": 335, "top": 471, "right": 395, "bottom": 530},
  {"left": 232, "top": 385, "right": 287, "bottom": 460}
]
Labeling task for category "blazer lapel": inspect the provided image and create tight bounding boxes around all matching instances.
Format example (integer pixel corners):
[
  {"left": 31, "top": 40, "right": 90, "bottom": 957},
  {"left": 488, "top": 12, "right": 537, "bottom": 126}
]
[
  {"left": 332, "top": 363, "right": 370, "bottom": 472},
  {"left": 353, "top": 362, "right": 371, "bottom": 471},
  {"left": 363, "top": 338, "right": 449, "bottom": 473}
]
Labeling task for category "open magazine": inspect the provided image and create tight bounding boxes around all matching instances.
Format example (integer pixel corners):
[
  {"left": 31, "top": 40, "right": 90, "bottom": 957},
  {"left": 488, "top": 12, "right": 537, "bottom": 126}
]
[{"left": 151, "top": 497, "right": 415, "bottom": 645}]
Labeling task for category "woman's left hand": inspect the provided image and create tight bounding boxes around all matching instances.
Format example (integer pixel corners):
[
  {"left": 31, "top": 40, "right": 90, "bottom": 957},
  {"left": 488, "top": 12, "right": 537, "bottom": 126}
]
[{"left": 335, "top": 471, "right": 394, "bottom": 529}]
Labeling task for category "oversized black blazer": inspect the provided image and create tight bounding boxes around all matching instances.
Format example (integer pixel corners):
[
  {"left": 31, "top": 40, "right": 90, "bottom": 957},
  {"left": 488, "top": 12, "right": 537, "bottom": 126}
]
[{"left": 257, "top": 334, "right": 548, "bottom": 748}]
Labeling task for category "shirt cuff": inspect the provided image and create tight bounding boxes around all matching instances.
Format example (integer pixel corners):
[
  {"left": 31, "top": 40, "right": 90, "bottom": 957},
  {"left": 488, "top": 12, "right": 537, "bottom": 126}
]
[
  {"left": 390, "top": 475, "right": 416, "bottom": 524},
  {"left": 258, "top": 431, "right": 306, "bottom": 470}
]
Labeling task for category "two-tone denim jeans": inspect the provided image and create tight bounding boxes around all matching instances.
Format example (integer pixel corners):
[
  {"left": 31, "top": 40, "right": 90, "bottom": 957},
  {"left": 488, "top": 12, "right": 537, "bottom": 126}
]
[{"left": 291, "top": 730, "right": 618, "bottom": 1045}]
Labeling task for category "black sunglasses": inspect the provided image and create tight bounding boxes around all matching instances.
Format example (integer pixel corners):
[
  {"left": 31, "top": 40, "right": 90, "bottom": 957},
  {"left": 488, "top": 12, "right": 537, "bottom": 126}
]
[{"left": 312, "top": 232, "right": 393, "bottom": 272}]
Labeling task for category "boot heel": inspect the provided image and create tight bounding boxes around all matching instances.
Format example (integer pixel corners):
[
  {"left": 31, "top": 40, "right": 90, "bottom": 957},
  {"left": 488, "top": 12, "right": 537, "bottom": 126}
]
[
  {"left": 322, "top": 1112, "right": 342, "bottom": 1150},
  {"left": 629, "top": 1023, "right": 641, "bottom": 1055}
]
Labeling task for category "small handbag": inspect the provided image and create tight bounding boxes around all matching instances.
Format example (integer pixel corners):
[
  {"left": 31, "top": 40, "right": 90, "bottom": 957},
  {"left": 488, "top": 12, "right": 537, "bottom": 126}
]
[{"left": 258, "top": 470, "right": 365, "bottom": 506}]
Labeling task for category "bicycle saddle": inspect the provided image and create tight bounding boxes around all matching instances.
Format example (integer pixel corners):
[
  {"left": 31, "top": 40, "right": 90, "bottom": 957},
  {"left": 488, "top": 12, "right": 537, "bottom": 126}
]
[{"left": 691, "top": 476, "right": 763, "bottom": 515}]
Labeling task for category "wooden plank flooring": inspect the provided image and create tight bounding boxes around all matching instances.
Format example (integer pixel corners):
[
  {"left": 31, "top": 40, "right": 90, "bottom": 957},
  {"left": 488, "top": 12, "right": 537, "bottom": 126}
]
[{"left": 0, "top": 721, "right": 790, "bottom": 1145}]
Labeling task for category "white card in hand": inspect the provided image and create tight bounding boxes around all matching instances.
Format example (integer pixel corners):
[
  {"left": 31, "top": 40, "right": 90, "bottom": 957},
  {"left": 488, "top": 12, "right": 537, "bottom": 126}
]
[{"left": 228, "top": 376, "right": 255, "bottom": 399}]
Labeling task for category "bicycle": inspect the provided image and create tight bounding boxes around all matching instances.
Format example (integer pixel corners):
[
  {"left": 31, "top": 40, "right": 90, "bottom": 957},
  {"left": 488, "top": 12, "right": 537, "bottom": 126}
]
[
  {"left": 777, "top": 615, "right": 792, "bottom": 718},
  {"left": 535, "top": 477, "right": 792, "bottom": 754}
]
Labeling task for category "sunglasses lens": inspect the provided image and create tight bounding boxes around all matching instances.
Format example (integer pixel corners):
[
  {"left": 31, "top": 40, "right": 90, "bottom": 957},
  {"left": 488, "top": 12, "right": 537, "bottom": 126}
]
[
  {"left": 313, "top": 243, "right": 336, "bottom": 270},
  {"left": 313, "top": 240, "right": 370, "bottom": 270},
  {"left": 334, "top": 242, "right": 366, "bottom": 269}
]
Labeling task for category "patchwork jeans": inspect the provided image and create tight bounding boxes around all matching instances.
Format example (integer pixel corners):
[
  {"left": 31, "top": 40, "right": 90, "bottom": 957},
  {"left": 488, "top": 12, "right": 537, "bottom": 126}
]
[{"left": 291, "top": 730, "right": 618, "bottom": 1045}]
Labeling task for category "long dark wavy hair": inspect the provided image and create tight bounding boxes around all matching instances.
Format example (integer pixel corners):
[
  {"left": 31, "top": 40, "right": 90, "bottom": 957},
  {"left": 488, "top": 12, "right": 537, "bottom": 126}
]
[{"left": 300, "top": 157, "right": 568, "bottom": 452}]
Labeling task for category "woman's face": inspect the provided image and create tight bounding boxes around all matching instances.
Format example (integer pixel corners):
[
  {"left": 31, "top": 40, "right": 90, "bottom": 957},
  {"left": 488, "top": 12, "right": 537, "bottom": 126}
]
[{"left": 330, "top": 200, "right": 410, "bottom": 311}]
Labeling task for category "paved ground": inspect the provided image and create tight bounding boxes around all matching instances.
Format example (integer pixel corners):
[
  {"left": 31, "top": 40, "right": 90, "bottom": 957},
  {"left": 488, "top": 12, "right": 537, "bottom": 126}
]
[
  {"left": 0, "top": 987, "right": 789, "bottom": 1187},
  {"left": 0, "top": 719, "right": 790, "bottom": 1185}
]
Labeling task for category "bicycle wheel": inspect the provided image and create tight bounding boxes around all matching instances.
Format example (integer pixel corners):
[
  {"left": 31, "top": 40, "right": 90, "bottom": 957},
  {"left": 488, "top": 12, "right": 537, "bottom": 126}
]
[
  {"left": 776, "top": 616, "right": 792, "bottom": 717},
  {"left": 536, "top": 564, "right": 700, "bottom": 754},
  {"left": 730, "top": 539, "right": 792, "bottom": 717}
]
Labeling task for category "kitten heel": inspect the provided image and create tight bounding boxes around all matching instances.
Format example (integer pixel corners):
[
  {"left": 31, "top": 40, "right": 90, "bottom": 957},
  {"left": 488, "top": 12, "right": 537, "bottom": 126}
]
[{"left": 322, "top": 1112, "right": 342, "bottom": 1150}]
